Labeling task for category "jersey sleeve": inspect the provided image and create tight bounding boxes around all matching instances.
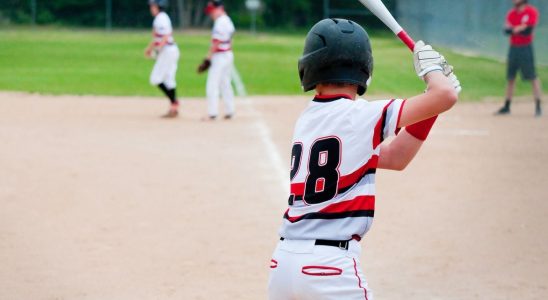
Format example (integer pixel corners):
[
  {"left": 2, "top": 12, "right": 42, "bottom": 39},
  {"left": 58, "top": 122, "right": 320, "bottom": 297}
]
[
  {"left": 353, "top": 99, "right": 405, "bottom": 149},
  {"left": 526, "top": 7, "right": 539, "bottom": 26}
]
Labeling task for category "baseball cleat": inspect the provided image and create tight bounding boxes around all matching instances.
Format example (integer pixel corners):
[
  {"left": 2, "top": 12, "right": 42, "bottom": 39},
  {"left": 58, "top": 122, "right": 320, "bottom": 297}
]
[
  {"left": 161, "top": 109, "right": 178, "bottom": 118},
  {"left": 201, "top": 115, "right": 217, "bottom": 121},
  {"left": 224, "top": 114, "right": 233, "bottom": 120},
  {"left": 495, "top": 106, "right": 510, "bottom": 115},
  {"left": 535, "top": 105, "right": 542, "bottom": 117}
]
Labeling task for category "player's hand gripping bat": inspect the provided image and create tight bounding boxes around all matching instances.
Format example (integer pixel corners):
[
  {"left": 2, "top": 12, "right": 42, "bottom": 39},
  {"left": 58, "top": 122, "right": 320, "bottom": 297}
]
[{"left": 358, "top": 0, "right": 461, "bottom": 93}]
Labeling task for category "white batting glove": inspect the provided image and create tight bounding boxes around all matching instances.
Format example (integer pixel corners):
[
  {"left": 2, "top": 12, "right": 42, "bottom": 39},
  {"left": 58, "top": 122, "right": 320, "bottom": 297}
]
[{"left": 413, "top": 40, "right": 445, "bottom": 78}]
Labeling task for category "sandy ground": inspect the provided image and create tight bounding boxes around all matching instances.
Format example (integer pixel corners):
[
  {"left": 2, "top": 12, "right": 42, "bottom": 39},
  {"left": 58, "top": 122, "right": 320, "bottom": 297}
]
[{"left": 0, "top": 92, "right": 547, "bottom": 300}]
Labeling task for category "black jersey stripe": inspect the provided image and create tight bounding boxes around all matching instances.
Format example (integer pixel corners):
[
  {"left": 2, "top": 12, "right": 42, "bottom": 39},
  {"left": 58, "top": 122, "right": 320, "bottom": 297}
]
[
  {"left": 284, "top": 210, "right": 374, "bottom": 223},
  {"left": 337, "top": 168, "right": 376, "bottom": 194},
  {"left": 312, "top": 94, "right": 353, "bottom": 102}
]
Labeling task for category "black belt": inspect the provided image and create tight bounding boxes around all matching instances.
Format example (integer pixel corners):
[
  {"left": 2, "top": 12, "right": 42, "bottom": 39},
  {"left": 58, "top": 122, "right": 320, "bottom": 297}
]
[{"left": 279, "top": 237, "right": 353, "bottom": 250}]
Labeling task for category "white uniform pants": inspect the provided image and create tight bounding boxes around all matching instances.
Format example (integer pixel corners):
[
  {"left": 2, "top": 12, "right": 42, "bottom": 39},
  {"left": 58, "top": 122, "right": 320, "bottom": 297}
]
[
  {"left": 268, "top": 239, "right": 372, "bottom": 300},
  {"left": 206, "top": 51, "right": 235, "bottom": 117},
  {"left": 150, "top": 45, "right": 180, "bottom": 89}
]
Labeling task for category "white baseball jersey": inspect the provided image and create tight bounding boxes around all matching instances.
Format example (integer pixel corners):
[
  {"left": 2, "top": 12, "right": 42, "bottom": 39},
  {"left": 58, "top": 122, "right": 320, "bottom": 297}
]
[
  {"left": 150, "top": 11, "right": 179, "bottom": 89},
  {"left": 206, "top": 13, "right": 236, "bottom": 117},
  {"left": 279, "top": 94, "right": 405, "bottom": 241},
  {"left": 153, "top": 11, "right": 175, "bottom": 46},
  {"left": 211, "top": 14, "right": 235, "bottom": 52}
]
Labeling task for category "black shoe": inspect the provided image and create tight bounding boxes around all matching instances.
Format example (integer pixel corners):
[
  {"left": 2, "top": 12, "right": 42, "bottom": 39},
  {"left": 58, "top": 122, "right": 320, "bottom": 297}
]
[
  {"left": 535, "top": 105, "right": 542, "bottom": 117},
  {"left": 224, "top": 114, "right": 233, "bottom": 120},
  {"left": 495, "top": 106, "right": 510, "bottom": 115},
  {"left": 201, "top": 115, "right": 216, "bottom": 121}
]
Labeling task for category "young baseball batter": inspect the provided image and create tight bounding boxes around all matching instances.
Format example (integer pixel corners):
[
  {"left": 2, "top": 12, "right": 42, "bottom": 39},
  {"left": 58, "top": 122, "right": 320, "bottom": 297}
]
[
  {"left": 144, "top": 0, "right": 181, "bottom": 118},
  {"left": 197, "top": 0, "right": 236, "bottom": 121},
  {"left": 268, "top": 19, "right": 461, "bottom": 300}
]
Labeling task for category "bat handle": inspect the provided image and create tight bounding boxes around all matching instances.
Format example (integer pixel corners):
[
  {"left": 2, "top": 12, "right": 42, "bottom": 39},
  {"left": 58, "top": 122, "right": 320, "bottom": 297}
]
[{"left": 397, "top": 30, "right": 415, "bottom": 52}]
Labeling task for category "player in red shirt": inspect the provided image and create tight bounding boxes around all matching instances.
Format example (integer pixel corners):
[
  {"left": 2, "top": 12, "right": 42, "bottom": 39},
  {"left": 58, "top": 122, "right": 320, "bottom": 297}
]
[{"left": 497, "top": 0, "right": 543, "bottom": 117}]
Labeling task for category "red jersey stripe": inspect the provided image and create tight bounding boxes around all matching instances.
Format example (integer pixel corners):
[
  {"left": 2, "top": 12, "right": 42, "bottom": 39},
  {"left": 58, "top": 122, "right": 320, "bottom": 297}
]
[
  {"left": 338, "top": 155, "right": 378, "bottom": 189},
  {"left": 290, "top": 155, "right": 378, "bottom": 196}
]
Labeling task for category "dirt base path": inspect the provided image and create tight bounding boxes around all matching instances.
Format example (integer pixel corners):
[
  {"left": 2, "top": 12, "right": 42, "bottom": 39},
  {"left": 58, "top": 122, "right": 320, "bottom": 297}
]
[{"left": 0, "top": 92, "right": 546, "bottom": 299}]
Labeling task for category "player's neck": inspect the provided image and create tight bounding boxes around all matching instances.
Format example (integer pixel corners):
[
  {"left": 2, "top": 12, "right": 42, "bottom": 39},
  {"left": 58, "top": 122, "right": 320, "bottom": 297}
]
[
  {"left": 315, "top": 85, "right": 357, "bottom": 100},
  {"left": 516, "top": 4, "right": 527, "bottom": 11}
]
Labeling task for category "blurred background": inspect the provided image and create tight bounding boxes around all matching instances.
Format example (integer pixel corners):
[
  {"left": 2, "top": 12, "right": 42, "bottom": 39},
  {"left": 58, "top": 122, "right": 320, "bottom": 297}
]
[
  {"left": 1, "top": 0, "right": 546, "bottom": 64},
  {"left": 0, "top": 0, "right": 546, "bottom": 98}
]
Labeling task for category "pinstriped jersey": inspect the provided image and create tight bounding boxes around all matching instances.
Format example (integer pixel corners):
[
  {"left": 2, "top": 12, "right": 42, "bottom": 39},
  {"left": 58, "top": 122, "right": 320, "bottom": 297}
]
[{"left": 279, "top": 94, "right": 405, "bottom": 241}]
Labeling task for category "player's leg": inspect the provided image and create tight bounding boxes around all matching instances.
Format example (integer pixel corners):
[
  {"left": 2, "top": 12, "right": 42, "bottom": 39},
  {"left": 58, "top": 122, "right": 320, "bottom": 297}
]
[
  {"left": 521, "top": 45, "right": 542, "bottom": 117},
  {"left": 151, "top": 49, "right": 178, "bottom": 117},
  {"left": 498, "top": 79, "right": 516, "bottom": 114},
  {"left": 205, "top": 55, "right": 223, "bottom": 120},
  {"left": 295, "top": 246, "right": 373, "bottom": 300},
  {"left": 158, "top": 83, "right": 177, "bottom": 105},
  {"left": 306, "top": 257, "right": 372, "bottom": 300},
  {"left": 533, "top": 79, "right": 542, "bottom": 117},
  {"left": 268, "top": 245, "right": 295, "bottom": 300},
  {"left": 162, "top": 47, "right": 181, "bottom": 118},
  {"left": 220, "top": 53, "right": 235, "bottom": 119},
  {"left": 497, "top": 47, "right": 519, "bottom": 115},
  {"left": 269, "top": 240, "right": 373, "bottom": 300}
]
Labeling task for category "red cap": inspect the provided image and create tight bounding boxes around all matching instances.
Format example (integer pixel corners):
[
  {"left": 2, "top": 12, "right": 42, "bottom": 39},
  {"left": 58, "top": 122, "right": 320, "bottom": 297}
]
[
  {"left": 204, "top": 0, "right": 223, "bottom": 15},
  {"left": 204, "top": 3, "right": 215, "bottom": 15}
]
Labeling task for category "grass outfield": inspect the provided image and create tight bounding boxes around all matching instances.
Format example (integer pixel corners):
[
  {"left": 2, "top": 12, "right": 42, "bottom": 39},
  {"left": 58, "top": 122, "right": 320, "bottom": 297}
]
[{"left": 0, "top": 27, "right": 546, "bottom": 100}]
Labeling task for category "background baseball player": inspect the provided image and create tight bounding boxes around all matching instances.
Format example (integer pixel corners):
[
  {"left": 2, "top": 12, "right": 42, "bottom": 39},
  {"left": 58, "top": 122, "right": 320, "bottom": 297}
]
[
  {"left": 268, "top": 19, "right": 460, "bottom": 299},
  {"left": 496, "top": 0, "right": 543, "bottom": 116},
  {"left": 144, "top": 0, "right": 181, "bottom": 118},
  {"left": 197, "top": 0, "right": 236, "bottom": 121}
]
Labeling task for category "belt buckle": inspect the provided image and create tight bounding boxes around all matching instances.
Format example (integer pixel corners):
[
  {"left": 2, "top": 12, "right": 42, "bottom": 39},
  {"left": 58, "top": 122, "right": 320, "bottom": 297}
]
[{"left": 338, "top": 241, "right": 348, "bottom": 250}]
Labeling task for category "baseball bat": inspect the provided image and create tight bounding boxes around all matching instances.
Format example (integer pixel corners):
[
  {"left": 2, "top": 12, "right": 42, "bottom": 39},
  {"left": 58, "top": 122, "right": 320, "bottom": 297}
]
[{"left": 357, "top": 0, "right": 415, "bottom": 51}]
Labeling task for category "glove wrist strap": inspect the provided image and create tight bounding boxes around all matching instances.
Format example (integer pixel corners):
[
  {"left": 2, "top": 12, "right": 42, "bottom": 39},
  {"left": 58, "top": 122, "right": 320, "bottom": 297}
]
[{"left": 418, "top": 65, "right": 443, "bottom": 78}]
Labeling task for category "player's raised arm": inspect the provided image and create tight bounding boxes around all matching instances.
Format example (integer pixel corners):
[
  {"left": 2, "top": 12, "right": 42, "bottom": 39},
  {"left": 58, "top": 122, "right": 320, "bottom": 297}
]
[
  {"left": 378, "top": 41, "right": 460, "bottom": 171},
  {"left": 397, "top": 41, "right": 459, "bottom": 128}
]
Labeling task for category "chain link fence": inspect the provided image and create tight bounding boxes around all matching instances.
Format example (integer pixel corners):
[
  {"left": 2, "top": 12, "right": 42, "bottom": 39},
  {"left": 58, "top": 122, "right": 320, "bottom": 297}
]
[{"left": 396, "top": 0, "right": 547, "bottom": 65}]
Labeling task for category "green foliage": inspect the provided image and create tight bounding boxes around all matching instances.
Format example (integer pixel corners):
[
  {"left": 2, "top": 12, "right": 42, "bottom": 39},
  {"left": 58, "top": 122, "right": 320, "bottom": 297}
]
[
  {"left": 0, "top": 0, "right": 391, "bottom": 29},
  {"left": 0, "top": 27, "right": 546, "bottom": 100}
]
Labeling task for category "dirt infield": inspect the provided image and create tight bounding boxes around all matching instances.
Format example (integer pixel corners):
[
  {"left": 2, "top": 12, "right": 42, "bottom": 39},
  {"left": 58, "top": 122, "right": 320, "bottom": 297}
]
[{"left": 0, "top": 92, "right": 547, "bottom": 300}]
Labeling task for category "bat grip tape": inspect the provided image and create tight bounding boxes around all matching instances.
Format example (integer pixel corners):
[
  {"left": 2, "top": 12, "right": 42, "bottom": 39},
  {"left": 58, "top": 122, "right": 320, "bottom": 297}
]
[{"left": 397, "top": 30, "right": 415, "bottom": 51}]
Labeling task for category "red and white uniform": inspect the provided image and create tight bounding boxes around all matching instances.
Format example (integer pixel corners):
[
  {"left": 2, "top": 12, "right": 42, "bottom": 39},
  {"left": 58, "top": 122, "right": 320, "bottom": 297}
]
[
  {"left": 269, "top": 94, "right": 405, "bottom": 300},
  {"left": 506, "top": 4, "right": 539, "bottom": 46},
  {"left": 206, "top": 14, "right": 236, "bottom": 117},
  {"left": 150, "top": 11, "right": 180, "bottom": 89}
]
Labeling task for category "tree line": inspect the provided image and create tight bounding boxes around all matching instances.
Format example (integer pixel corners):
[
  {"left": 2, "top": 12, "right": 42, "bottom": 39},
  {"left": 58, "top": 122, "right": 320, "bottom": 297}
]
[{"left": 0, "top": 0, "right": 394, "bottom": 29}]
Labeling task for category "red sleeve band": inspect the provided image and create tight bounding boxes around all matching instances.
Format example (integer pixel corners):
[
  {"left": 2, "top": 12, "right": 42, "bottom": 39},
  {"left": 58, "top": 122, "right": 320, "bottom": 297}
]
[{"left": 405, "top": 115, "right": 438, "bottom": 141}]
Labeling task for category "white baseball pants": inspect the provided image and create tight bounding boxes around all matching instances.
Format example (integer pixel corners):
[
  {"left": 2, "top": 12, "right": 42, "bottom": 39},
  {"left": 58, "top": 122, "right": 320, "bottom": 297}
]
[
  {"left": 206, "top": 51, "right": 235, "bottom": 117},
  {"left": 150, "top": 45, "right": 180, "bottom": 89},
  {"left": 268, "top": 239, "right": 372, "bottom": 300}
]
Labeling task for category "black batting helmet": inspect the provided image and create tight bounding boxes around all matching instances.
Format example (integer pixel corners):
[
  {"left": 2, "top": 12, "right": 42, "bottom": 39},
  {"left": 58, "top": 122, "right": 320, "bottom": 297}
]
[{"left": 298, "top": 18, "right": 373, "bottom": 95}]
